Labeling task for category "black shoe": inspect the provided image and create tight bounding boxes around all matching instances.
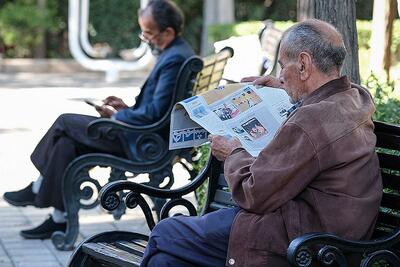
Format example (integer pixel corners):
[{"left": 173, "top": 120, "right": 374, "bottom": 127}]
[
  {"left": 3, "top": 182, "right": 36, "bottom": 207},
  {"left": 20, "top": 215, "right": 67, "bottom": 239}
]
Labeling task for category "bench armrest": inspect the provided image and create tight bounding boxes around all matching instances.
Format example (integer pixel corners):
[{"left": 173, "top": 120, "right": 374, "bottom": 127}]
[
  {"left": 87, "top": 118, "right": 166, "bottom": 140},
  {"left": 99, "top": 154, "right": 215, "bottom": 229},
  {"left": 287, "top": 229, "right": 400, "bottom": 266}
]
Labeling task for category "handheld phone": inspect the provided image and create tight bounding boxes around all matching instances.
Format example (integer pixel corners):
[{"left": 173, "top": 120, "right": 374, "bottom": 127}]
[{"left": 84, "top": 99, "right": 101, "bottom": 107}]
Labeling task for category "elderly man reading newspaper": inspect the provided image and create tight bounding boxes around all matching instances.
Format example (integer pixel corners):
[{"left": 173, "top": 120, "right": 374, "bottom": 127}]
[{"left": 141, "top": 19, "right": 382, "bottom": 267}]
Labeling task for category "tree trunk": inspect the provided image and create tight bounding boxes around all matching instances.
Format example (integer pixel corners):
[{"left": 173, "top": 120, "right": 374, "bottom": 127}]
[
  {"left": 297, "top": 0, "right": 314, "bottom": 22},
  {"left": 296, "top": 0, "right": 360, "bottom": 84},
  {"left": 201, "top": 0, "right": 234, "bottom": 55},
  {"left": 34, "top": 0, "right": 47, "bottom": 58},
  {"left": 370, "top": 0, "right": 396, "bottom": 80}
]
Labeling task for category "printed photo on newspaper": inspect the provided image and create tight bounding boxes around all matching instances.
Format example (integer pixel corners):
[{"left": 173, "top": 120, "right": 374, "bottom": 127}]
[{"left": 169, "top": 83, "right": 293, "bottom": 156}]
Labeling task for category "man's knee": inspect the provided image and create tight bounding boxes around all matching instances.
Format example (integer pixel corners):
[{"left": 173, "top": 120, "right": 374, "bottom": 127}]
[
  {"left": 147, "top": 252, "right": 168, "bottom": 267},
  {"left": 55, "top": 113, "right": 78, "bottom": 125},
  {"left": 150, "top": 216, "right": 178, "bottom": 238}
]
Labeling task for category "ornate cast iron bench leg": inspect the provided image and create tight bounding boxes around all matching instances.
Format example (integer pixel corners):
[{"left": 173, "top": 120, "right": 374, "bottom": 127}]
[{"left": 52, "top": 157, "right": 129, "bottom": 251}]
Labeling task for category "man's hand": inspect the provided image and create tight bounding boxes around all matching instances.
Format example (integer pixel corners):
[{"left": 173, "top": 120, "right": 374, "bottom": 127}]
[
  {"left": 241, "top": 76, "right": 262, "bottom": 83},
  {"left": 241, "top": 75, "right": 282, "bottom": 88},
  {"left": 95, "top": 105, "right": 116, "bottom": 118},
  {"left": 209, "top": 134, "right": 242, "bottom": 161},
  {"left": 103, "top": 96, "right": 129, "bottom": 111}
]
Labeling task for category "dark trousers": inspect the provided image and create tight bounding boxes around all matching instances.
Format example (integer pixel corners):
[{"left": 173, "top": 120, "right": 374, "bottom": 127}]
[
  {"left": 141, "top": 207, "right": 240, "bottom": 267},
  {"left": 30, "top": 113, "right": 126, "bottom": 211}
]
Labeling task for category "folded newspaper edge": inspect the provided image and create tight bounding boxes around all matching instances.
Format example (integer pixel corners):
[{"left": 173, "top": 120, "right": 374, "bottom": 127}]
[{"left": 169, "top": 83, "right": 293, "bottom": 157}]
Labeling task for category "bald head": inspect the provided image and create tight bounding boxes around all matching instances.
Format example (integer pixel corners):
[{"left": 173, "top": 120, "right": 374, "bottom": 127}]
[{"left": 281, "top": 19, "right": 347, "bottom": 74}]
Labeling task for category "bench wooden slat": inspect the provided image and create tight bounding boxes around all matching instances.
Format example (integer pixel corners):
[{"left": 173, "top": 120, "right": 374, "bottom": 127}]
[
  {"left": 114, "top": 240, "right": 147, "bottom": 257},
  {"left": 382, "top": 172, "right": 400, "bottom": 190},
  {"left": 196, "top": 74, "right": 222, "bottom": 89},
  {"left": 130, "top": 239, "right": 148, "bottom": 248},
  {"left": 377, "top": 153, "right": 400, "bottom": 171},
  {"left": 372, "top": 227, "right": 399, "bottom": 239},
  {"left": 82, "top": 242, "right": 142, "bottom": 266},
  {"left": 376, "top": 133, "right": 400, "bottom": 150},
  {"left": 214, "top": 189, "right": 236, "bottom": 206},
  {"left": 376, "top": 211, "right": 400, "bottom": 228},
  {"left": 209, "top": 202, "right": 233, "bottom": 211},
  {"left": 380, "top": 193, "right": 400, "bottom": 210},
  {"left": 218, "top": 174, "right": 228, "bottom": 187}
]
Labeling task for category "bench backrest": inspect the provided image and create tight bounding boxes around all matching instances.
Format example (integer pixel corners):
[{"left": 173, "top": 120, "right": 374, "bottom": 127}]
[
  {"left": 371, "top": 121, "right": 400, "bottom": 240},
  {"left": 192, "top": 47, "right": 234, "bottom": 96},
  {"left": 201, "top": 158, "right": 237, "bottom": 215},
  {"left": 258, "top": 20, "right": 283, "bottom": 76},
  {"left": 201, "top": 120, "right": 400, "bottom": 240}
]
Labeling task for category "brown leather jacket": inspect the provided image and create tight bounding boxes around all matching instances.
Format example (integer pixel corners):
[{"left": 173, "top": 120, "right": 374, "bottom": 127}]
[{"left": 224, "top": 76, "right": 382, "bottom": 266}]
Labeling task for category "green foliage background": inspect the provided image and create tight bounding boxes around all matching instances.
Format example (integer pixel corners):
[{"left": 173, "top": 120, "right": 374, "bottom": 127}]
[
  {"left": 0, "top": 0, "right": 377, "bottom": 58},
  {"left": 88, "top": 0, "right": 203, "bottom": 57}
]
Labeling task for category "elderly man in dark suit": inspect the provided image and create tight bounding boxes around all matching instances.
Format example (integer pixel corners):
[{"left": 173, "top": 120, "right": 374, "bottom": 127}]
[{"left": 3, "top": 0, "right": 194, "bottom": 239}]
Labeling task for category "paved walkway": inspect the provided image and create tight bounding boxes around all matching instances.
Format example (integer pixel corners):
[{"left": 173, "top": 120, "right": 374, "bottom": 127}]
[{"left": 0, "top": 71, "right": 194, "bottom": 266}]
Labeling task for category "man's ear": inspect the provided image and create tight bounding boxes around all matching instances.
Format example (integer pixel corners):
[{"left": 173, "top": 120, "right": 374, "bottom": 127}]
[
  {"left": 164, "top": 27, "right": 176, "bottom": 38},
  {"left": 298, "top": 52, "right": 312, "bottom": 80}
]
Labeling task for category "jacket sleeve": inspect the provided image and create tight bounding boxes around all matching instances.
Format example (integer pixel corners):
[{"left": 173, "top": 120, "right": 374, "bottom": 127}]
[
  {"left": 224, "top": 122, "right": 320, "bottom": 214},
  {"left": 114, "top": 56, "right": 184, "bottom": 125}
]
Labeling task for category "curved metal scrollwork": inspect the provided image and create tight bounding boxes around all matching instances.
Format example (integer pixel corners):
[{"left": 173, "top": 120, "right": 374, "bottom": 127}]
[
  {"left": 317, "top": 246, "right": 347, "bottom": 266},
  {"left": 160, "top": 198, "right": 197, "bottom": 220},
  {"left": 135, "top": 133, "right": 166, "bottom": 162},
  {"left": 101, "top": 193, "right": 121, "bottom": 211},
  {"left": 294, "top": 246, "right": 313, "bottom": 267},
  {"left": 103, "top": 126, "right": 119, "bottom": 140},
  {"left": 361, "top": 250, "right": 400, "bottom": 267},
  {"left": 125, "top": 192, "right": 156, "bottom": 230},
  {"left": 102, "top": 192, "right": 121, "bottom": 211},
  {"left": 76, "top": 176, "right": 102, "bottom": 210}
]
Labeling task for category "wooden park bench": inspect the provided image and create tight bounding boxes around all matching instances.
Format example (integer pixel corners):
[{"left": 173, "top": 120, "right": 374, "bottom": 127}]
[
  {"left": 258, "top": 19, "right": 283, "bottom": 76},
  {"left": 67, "top": 120, "right": 400, "bottom": 266},
  {"left": 51, "top": 47, "right": 234, "bottom": 251}
]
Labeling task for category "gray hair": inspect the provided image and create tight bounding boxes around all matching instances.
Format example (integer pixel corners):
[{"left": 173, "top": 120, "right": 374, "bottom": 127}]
[
  {"left": 139, "top": 0, "right": 184, "bottom": 35},
  {"left": 281, "top": 22, "right": 347, "bottom": 73}
]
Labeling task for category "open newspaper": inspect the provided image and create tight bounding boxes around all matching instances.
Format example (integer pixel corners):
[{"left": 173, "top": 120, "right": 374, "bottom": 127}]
[{"left": 169, "top": 83, "right": 293, "bottom": 156}]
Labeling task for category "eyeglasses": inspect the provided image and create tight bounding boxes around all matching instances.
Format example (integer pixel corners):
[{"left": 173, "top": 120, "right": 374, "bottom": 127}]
[{"left": 138, "top": 31, "right": 162, "bottom": 43}]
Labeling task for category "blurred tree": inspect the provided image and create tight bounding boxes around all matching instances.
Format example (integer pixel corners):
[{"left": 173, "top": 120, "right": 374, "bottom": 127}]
[
  {"left": 173, "top": 0, "right": 203, "bottom": 54},
  {"left": 0, "top": 0, "right": 56, "bottom": 57},
  {"left": 296, "top": 0, "right": 360, "bottom": 84},
  {"left": 89, "top": 0, "right": 140, "bottom": 58},
  {"left": 370, "top": 0, "right": 397, "bottom": 81}
]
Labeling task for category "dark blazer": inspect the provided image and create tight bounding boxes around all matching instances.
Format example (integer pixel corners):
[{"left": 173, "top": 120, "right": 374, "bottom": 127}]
[{"left": 114, "top": 36, "right": 194, "bottom": 158}]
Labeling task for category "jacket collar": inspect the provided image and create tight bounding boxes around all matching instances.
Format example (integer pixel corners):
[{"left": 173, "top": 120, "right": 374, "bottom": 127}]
[
  {"left": 301, "top": 76, "right": 351, "bottom": 106},
  {"left": 160, "top": 36, "right": 183, "bottom": 54}
]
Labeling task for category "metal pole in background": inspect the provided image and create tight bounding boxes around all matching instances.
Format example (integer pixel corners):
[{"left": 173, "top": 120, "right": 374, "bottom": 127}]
[{"left": 68, "top": 0, "right": 153, "bottom": 82}]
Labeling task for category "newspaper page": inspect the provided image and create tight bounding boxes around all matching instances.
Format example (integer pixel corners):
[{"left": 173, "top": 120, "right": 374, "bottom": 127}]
[{"left": 169, "top": 83, "right": 292, "bottom": 156}]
